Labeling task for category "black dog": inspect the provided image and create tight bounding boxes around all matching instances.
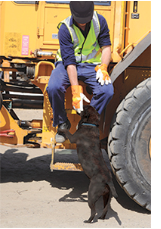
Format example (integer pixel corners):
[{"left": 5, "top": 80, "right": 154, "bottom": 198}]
[{"left": 60, "top": 105, "right": 118, "bottom": 223}]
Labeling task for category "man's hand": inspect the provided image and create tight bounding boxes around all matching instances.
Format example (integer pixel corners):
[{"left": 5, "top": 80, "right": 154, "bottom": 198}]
[
  {"left": 95, "top": 63, "right": 111, "bottom": 85},
  {"left": 71, "top": 85, "right": 90, "bottom": 113}
]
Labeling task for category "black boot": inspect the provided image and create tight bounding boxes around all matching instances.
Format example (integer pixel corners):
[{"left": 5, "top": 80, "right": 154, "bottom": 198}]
[{"left": 55, "top": 119, "right": 71, "bottom": 143}]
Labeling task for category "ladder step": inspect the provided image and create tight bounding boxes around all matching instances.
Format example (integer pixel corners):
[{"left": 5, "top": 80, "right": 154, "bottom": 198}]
[
  {"left": 50, "top": 162, "right": 83, "bottom": 171},
  {"left": 65, "top": 109, "right": 77, "bottom": 114}
]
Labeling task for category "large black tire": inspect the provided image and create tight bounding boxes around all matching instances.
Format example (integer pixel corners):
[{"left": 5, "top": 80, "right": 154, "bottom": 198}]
[{"left": 108, "top": 78, "right": 151, "bottom": 211}]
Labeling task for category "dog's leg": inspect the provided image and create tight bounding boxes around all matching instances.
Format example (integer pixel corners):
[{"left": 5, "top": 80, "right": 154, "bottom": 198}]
[
  {"left": 108, "top": 181, "right": 118, "bottom": 199},
  {"left": 84, "top": 203, "right": 96, "bottom": 223},
  {"left": 99, "top": 191, "right": 110, "bottom": 220},
  {"left": 84, "top": 181, "right": 100, "bottom": 223},
  {"left": 103, "top": 191, "right": 109, "bottom": 208},
  {"left": 59, "top": 129, "right": 78, "bottom": 143}
]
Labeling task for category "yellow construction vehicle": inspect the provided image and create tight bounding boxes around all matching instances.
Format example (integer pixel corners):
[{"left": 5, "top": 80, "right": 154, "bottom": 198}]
[{"left": 0, "top": 1, "right": 151, "bottom": 211}]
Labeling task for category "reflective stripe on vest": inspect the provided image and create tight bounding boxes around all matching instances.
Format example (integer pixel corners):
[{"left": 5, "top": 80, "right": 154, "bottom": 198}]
[
  {"left": 60, "top": 16, "right": 79, "bottom": 48},
  {"left": 57, "top": 11, "right": 101, "bottom": 64}
]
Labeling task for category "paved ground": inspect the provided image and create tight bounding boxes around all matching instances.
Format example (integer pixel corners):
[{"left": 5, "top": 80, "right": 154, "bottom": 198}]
[{"left": 0, "top": 109, "right": 151, "bottom": 228}]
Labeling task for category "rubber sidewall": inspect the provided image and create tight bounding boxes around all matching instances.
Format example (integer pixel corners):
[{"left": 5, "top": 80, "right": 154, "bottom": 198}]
[{"left": 108, "top": 78, "right": 151, "bottom": 211}]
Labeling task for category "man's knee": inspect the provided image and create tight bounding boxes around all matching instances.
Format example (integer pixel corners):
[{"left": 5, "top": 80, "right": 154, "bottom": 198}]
[
  {"left": 102, "top": 83, "right": 114, "bottom": 100},
  {"left": 47, "top": 81, "right": 59, "bottom": 96},
  {"left": 47, "top": 72, "right": 63, "bottom": 97},
  {"left": 106, "top": 84, "right": 114, "bottom": 98}
]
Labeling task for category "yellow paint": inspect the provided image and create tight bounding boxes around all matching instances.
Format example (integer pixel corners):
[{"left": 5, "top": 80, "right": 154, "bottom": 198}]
[
  {"left": 125, "top": 1, "right": 151, "bottom": 48},
  {"left": 31, "top": 62, "right": 56, "bottom": 147},
  {"left": 118, "top": 43, "right": 134, "bottom": 59},
  {"left": 50, "top": 162, "right": 83, "bottom": 172},
  {"left": 0, "top": 106, "right": 28, "bottom": 145},
  {"left": 2, "top": 60, "right": 10, "bottom": 82},
  {"left": 0, "top": 1, "right": 151, "bottom": 151},
  {"left": 1, "top": 1, "right": 150, "bottom": 62},
  {"left": 34, "top": 61, "right": 55, "bottom": 80},
  {"left": 0, "top": 1, "right": 151, "bottom": 61},
  {"left": 4, "top": 32, "right": 21, "bottom": 56},
  {"left": 113, "top": 1, "right": 126, "bottom": 62}
]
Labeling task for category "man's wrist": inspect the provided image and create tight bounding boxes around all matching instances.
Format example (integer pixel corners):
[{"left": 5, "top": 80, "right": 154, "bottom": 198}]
[{"left": 100, "top": 63, "right": 108, "bottom": 71}]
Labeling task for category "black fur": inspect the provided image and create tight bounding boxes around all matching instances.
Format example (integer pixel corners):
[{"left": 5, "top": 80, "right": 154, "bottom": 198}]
[{"left": 60, "top": 105, "right": 118, "bottom": 223}]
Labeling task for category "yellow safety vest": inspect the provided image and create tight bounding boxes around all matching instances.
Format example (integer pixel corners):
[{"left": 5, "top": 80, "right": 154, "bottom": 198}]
[{"left": 56, "top": 11, "right": 101, "bottom": 64}]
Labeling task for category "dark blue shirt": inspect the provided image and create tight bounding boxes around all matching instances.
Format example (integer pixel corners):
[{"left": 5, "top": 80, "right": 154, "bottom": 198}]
[{"left": 58, "top": 13, "right": 111, "bottom": 68}]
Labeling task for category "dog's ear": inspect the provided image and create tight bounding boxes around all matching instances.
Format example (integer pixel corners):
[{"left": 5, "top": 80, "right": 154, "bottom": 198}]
[
  {"left": 78, "top": 106, "right": 90, "bottom": 128},
  {"left": 80, "top": 105, "right": 100, "bottom": 125},
  {"left": 82, "top": 106, "right": 90, "bottom": 120},
  {"left": 86, "top": 106, "right": 100, "bottom": 126}
]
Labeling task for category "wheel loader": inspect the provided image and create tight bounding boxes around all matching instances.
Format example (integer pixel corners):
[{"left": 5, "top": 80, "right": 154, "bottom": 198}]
[{"left": 0, "top": 1, "right": 151, "bottom": 211}]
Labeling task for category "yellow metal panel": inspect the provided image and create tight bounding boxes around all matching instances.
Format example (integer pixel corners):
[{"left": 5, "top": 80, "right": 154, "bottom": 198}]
[
  {"left": 125, "top": 1, "right": 151, "bottom": 47},
  {"left": 0, "top": 1, "right": 127, "bottom": 62},
  {"left": 44, "top": 3, "right": 71, "bottom": 42},
  {"left": 42, "top": 2, "right": 116, "bottom": 58},
  {"left": 0, "top": 106, "right": 28, "bottom": 145},
  {"left": 0, "top": 1, "right": 151, "bottom": 61},
  {"left": 4, "top": 32, "right": 21, "bottom": 56},
  {"left": 112, "top": 1, "right": 126, "bottom": 62},
  {"left": 0, "top": 1, "right": 151, "bottom": 150},
  {"left": 41, "top": 88, "right": 56, "bottom": 147},
  {"left": 94, "top": 2, "right": 115, "bottom": 58},
  {"left": 2, "top": 60, "right": 10, "bottom": 82},
  {"left": 0, "top": 1, "right": 38, "bottom": 57}
]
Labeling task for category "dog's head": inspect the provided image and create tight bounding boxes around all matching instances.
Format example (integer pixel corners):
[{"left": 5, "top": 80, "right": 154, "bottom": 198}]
[{"left": 79, "top": 105, "right": 100, "bottom": 127}]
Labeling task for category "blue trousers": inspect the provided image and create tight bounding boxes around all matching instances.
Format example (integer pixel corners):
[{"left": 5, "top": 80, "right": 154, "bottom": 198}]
[{"left": 46, "top": 62, "right": 114, "bottom": 127}]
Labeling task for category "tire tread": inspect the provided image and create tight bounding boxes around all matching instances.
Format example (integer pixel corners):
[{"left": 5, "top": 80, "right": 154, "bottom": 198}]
[{"left": 108, "top": 78, "right": 151, "bottom": 211}]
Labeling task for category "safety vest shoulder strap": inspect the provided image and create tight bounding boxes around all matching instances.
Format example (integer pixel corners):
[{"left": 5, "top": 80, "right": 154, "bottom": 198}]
[
  {"left": 92, "top": 11, "right": 100, "bottom": 38},
  {"left": 58, "top": 16, "right": 79, "bottom": 46}
]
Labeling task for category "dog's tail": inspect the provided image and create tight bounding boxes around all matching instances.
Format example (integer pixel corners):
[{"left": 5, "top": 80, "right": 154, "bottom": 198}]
[{"left": 108, "top": 182, "right": 118, "bottom": 199}]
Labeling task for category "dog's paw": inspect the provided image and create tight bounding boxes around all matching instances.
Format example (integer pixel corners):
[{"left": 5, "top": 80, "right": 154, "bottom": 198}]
[
  {"left": 98, "top": 215, "right": 105, "bottom": 220},
  {"left": 59, "top": 128, "right": 67, "bottom": 133},
  {"left": 84, "top": 220, "right": 91, "bottom": 223}
]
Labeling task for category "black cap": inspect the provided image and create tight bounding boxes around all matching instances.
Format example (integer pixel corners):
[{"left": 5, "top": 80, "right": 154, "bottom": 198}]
[{"left": 70, "top": 1, "right": 94, "bottom": 24}]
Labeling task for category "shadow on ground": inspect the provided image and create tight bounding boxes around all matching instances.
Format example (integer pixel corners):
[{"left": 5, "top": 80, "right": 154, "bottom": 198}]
[{"left": 0, "top": 148, "right": 150, "bottom": 221}]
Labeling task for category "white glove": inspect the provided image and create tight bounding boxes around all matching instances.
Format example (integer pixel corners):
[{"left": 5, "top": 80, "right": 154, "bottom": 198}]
[{"left": 95, "top": 64, "right": 111, "bottom": 85}]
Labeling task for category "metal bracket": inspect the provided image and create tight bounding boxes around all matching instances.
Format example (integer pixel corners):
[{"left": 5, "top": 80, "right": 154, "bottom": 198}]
[
  {"left": 50, "top": 137, "right": 56, "bottom": 172},
  {"left": 0, "top": 129, "right": 15, "bottom": 137}
]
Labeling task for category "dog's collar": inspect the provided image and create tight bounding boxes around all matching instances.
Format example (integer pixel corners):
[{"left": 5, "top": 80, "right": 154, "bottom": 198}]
[{"left": 81, "top": 123, "right": 97, "bottom": 127}]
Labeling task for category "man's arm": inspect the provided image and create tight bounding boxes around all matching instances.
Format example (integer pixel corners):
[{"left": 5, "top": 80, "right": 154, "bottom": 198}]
[
  {"left": 58, "top": 24, "right": 79, "bottom": 86},
  {"left": 58, "top": 24, "right": 77, "bottom": 68},
  {"left": 101, "top": 45, "right": 111, "bottom": 68},
  {"left": 97, "top": 13, "right": 111, "bottom": 70},
  {"left": 66, "top": 64, "right": 78, "bottom": 86},
  {"left": 67, "top": 46, "right": 111, "bottom": 87},
  {"left": 68, "top": 64, "right": 90, "bottom": 113},
  {"left": 95, "top": 45, "right": 112, "bottom": 85},
  {"left": 58, "top": 23, "right": 89, "bottom": 113}
]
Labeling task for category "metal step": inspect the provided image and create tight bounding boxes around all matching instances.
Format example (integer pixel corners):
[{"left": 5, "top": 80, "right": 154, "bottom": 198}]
[{"left": 50, "top": 162, "right": 83, "bottom": 172}]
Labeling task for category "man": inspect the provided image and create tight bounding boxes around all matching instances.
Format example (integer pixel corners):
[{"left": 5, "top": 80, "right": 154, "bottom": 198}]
[{"left": 47, "top": 1, "right": 114, "bottom": 143}]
